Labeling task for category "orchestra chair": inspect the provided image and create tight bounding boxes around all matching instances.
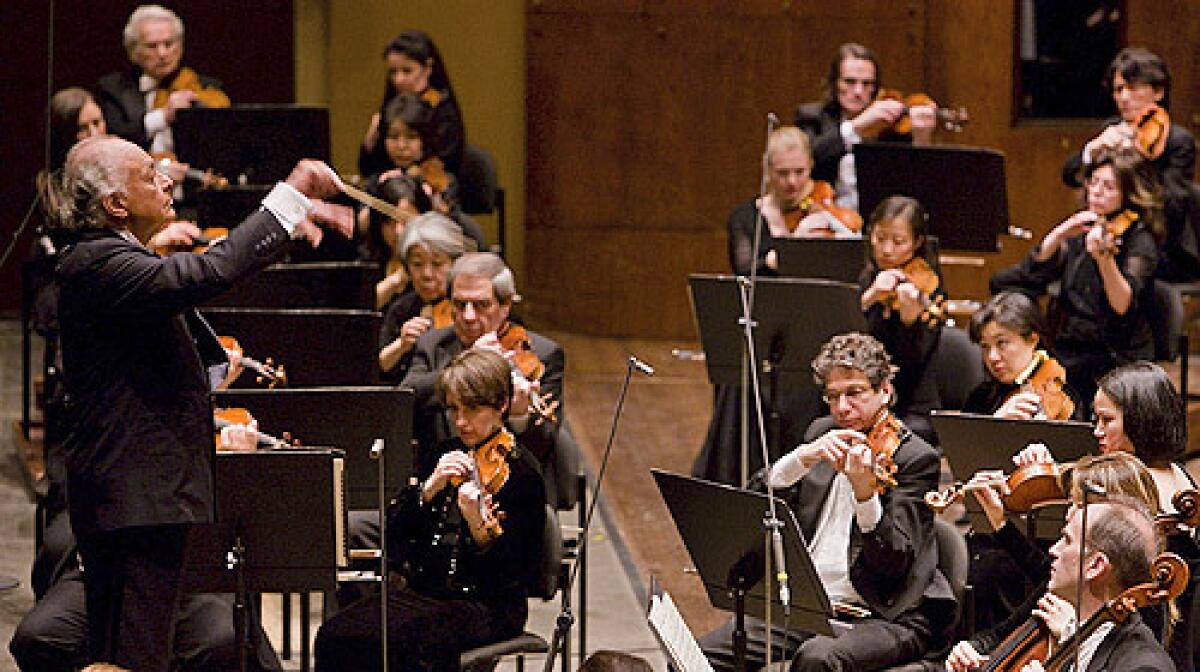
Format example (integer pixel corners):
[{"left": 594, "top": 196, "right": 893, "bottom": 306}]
[
  {"left": 930, "top": 326, "right": 986, "bottom": 411},
  {"left": 460, "top": 504, "right": 564, "bottom": 672},
  {"left": 882, "top": 518, "right": 972, "bottom": 672},
  {"left": 457, "top": 144, "right": 506, "bottom": 256}
]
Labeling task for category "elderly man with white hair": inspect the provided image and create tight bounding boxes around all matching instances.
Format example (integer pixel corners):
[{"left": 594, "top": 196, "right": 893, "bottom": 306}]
[{"left": 97, "top": 4, "right": 229, "bottom": 155}]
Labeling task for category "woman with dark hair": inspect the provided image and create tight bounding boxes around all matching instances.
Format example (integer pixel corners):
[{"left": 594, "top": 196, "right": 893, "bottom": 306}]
[
  {"left": 48, "top": 87, "right": 108, "bottom": 171},
  {"left": 964, "top": 291, "right": 1081, "bottom": 420},
  {"left": 358, "top": 30, "right": 465, "bottom": 177},
  {"left": 857, "top": 194, "right": 943, "bottom": 442},
  {"left": 991, "top": 146, "right": 1163, "bottom": 412},
  {"left": 793, "top": 43, "right": 937, "bottom": 212}
]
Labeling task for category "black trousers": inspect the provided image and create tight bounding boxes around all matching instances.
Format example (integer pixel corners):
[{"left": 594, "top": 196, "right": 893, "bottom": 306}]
[
  {"left": 76, "top": 524, "right": 190, "bottom": 672},
  {"left": 698, "top": 609, "right": 933, "bottom": 672},
  {"left": 315, "top": 582, "right": 526, "bottom": 672}
]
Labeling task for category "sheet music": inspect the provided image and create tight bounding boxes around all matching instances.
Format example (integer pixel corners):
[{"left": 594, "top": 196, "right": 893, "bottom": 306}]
[
  {"left": 332, "top": 456, "right": 347, "bottom": 567},
  {"left": 648, "top": 588, "right": 714, "bottom": 672}
]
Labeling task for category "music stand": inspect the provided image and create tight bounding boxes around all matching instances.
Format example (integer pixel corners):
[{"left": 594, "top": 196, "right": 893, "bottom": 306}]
[
  {"left": 931, "top": 411, "right": 1094, "bottom": 536},
  {"left": 653, "top": 470, "right": 834, "bottom": 672},
  {"left": 203, "top": 261, "right": 383, "bottom": 310},
  {"left": 774, "top": 239, "right": 866, "bottom": 283},
  {"left": 688, "top": 275, "right": 866, "bottom": 476},
  {"left": 214, "top": 387, "right": 413, "bottom": 508},
  {"left": 855, "top": 141, "right": 1009, "bottom": 252},
  {"left": 184, "top": 449, "right": 347, "bottom": 672},
  {"left": 174, "top": 105, "right": 330, "bottom": 186}
]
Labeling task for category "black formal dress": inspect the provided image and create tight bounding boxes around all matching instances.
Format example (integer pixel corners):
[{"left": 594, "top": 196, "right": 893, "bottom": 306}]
[
  {"left": 314, "top": 436, "right": 546, "bottom": 672},
  {"left": 700, "top": 415, "right": 957, "bottom": 671},
  {"left": 55, "top": 207, "right": 292, "bottom": 670},
  {"left": 97, "top": 67, "right": 227, "bottom": 149}
]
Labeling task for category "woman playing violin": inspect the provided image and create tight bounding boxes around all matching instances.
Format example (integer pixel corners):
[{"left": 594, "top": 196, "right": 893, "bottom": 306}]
[
  {"left": 992, "top": 147, "right": 1163, "bottom": 413},
  {"left": 859, "top": 195, "right": 944, "bottom": 443},
  {"left": 359, "top": 30, "right": 465, "bottom": 177},
  {"left": 964, "top": 292, "right": 1081, "bottom": 421},
  {"left": 378, "top": 212, "right": 469, "bottom": 382},
  {"left": 793, "top": 42, "right": 937, "bottom": 211},
  {"left": 315, "top": 349, "right": 546, "bottom": 672}
]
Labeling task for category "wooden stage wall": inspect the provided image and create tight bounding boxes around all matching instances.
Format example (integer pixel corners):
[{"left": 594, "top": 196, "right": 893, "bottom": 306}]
[{"left": 523, "top": 0, "right": 1200, "bottom": 340}]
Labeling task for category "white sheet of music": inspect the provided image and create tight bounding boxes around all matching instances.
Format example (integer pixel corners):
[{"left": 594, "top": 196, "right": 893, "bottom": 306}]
[{"left": 647, "top": 588, "right": 714, "bottom": 672}]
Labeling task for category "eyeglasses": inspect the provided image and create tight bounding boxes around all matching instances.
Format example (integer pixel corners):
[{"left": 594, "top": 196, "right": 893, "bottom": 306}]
[{"left": 821, "top": 385, "right": 876, "bottom": 406}]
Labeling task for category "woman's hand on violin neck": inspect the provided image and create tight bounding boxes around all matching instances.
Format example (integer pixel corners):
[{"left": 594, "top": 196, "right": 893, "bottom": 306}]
[
  {"left": 456, "top": 481, "right": 487, "bottom": 524},
  {"left": 1084, "top": 224, "right": 1119, "bottom": 261},
  {"left": 894, "top": 283, "right": 926, "bottom": 324},
  {"left": 944, "top": 640, "right": 987, "bottom": 672},
  {"left": 996, "top": 391, "right": 1042, "bottom": 420},
  {"left": 423, "top": 450, "right": 472, "bottom": 502},
  {"left": 509, "top": 375, "right": 539, "bottom": 417}
]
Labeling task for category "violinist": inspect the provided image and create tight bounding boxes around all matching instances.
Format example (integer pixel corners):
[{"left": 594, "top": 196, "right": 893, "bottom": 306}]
[
  {"left": 700, "top": 332, "right": 955, "bottom": 672},
  {"left": 315, "top": 349, "right": 546, "bottom": 672},
  {"left": 991, "top": 147, "right": 1163, "bottom": 413},
  {"left": 964, "top": 292, "right": 1081, "bottom": 421},
  {"left": 947, "top": 491, "right": 1173, "bottom": 672},
  {"left": 859, "top": 195, "right": 944, "bottom": 444},
  {"left": 378, "top": 213, "right": 469, "bottom": 382},
  {"left": 728, "top": 126, "right": 861, "bottom": 276},
  {"left": 793, "top": 43, "right": 937, "bottom": 211},
  {"left": 358, "top": 30, "right": 465, "bottom": 177},
  {"left": 97, "top": 5, "right": 230, "bottom": 158}
]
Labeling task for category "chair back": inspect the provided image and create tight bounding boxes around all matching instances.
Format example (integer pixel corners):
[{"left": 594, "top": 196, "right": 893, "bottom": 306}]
[
  {"left": 459, "top": 144, "right": 499, "bottom": 215},
  {"left": 931, "top": 327, "right": 985, "bottom": 410},
  {"left": 530, "top": 504, "right": 564, "bottom": 601}
]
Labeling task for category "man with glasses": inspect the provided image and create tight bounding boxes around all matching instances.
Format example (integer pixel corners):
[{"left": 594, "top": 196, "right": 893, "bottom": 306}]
[
  {"left": 793, "top": 42, "right": 937, "bottom": 212},
  {"left": 700, "top": 332, "right": 955, "bottom": 671},
  {"left": 401, "top": 252, "right": 564, "bottom": 488}
]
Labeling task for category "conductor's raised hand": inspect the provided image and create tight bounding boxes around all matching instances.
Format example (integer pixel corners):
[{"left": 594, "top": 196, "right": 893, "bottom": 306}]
[{"left": 285, "top": 160, "right": 355, "bottom": 245}]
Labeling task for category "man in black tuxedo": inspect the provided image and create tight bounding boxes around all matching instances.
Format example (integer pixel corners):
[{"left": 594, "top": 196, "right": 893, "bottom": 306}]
[
  {"left": 97, "top": 4, "right": 229, "bottom": 156},
  {"left": 700, "top": 332, "right": 956, "bottom": 671},
  {"left": 43, "top": 134, "right": 351, "bottom": 671}
]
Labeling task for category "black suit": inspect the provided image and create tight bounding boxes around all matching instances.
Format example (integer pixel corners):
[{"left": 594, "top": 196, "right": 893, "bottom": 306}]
[
  {"left": 97, "top": 67, "right": 226, "bottom": 148},
  {"left": 700, "top": 415, "right": 957, "bottom": 671},
  {"left": 1083, "top": 614, "right": 1175, "bottom": 672},
  {"left": 1061, "top": 117, "right": 1196, "bottom": 194},
  {"left": 55, "top": 209, "right": 291, "bottom": 670},
  {"left": 794, "top": 100, "right": 914, "bottom": 188}
]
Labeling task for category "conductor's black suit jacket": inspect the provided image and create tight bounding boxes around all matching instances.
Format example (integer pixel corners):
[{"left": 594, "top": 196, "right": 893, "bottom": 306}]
[{"left": 55, "top": 210, "right": 290, "bottom": 537}]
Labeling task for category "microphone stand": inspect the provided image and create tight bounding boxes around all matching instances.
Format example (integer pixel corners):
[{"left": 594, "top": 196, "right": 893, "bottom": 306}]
[
  {"left": 542, "top": 356, "right": 654, "bottom": 672},
  {"left": 732, "top": 113, "right": 791, "bottom": 672}
]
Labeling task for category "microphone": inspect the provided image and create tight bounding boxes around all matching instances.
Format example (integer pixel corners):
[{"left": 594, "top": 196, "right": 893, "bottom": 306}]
[
  {"left": 770, "top": 524, "right": 790, "bottom": 614},
  {"left": 629, "top": 356, "right": 655, "bottom": 377},
  {"left": 767, "top": 112, "right": 780, "bottom": 129}
]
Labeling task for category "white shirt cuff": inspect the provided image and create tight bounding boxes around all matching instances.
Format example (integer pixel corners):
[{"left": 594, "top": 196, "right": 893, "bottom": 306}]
[
  {"left": 144, "top": 109, "right": 169, "bottom": 136},
  {"left": 854, "top": 495, "right": 883, "bottom": 532},
  {"left": 768, "top": 449, "right": 810, "bottom": 489},
  {"left": 839, "top": 120, "right": 862, "bottom": 151},
  {"left": 260, "top": 182, "right": 313, "bottom": 236}
]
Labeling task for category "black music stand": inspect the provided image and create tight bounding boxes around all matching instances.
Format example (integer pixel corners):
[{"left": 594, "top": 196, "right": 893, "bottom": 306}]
[
  {"left": 174, "top": 105, "right": 330, "bottom": 186},
  {"left": 931, "top": 410, "right": 1094, "bottom": 536},
  {"left": 204, "top": 261, "right": 383, "bottom": 310},
  {"left": 688, "top": 275, "right": 866, "bottom": 475},
  {"left": 855, "top": 141, "right": 1009, "bottom": 252},
  {"left": 200, "top": 308, "right": 381, "bottom": 387},
  {"left": 652, "top": 470, "right": 835, "bottom": 672},
  {"left": 213, "top": 386, "right": 413, "bottom": 508},
  {"left": 774, "top": 238, "right": 866, "bottom": 283},
  {"left": 184, "top": 449, "right": 347, "bottom": 672}
]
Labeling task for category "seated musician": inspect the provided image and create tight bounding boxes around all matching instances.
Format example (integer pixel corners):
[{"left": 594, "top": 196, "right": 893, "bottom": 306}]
[
  {"left": 964, "top": 291, "right": 1082, "bottom": 421},
  {"left": 699, "top": 332, "right": 956, "bottom": 671},
  {"left": 859, "top": 195, "right": 943, "bottom": 444},
  {"left": 990, "top": 147, "right": 1163, "bottom": 412},
  {"left": 378, "top": 212, "right": 470, "bottom": 382},
  {"left": 793, "top": 43, "right": 937, "bottom": 212},
  {"left": 728, "top": 126, "right": 862, "bottom": 276},
  {"left": 947, "top": 490, "right": 1174, "bottom": 672},
  {"left": 315, "top": 349, "right": 546, "bottom": 671},
  {"left": 97, "top": 4, "right": 230, "bottom": 160}
]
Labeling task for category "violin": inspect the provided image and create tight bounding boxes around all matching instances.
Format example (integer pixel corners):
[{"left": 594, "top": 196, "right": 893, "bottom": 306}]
[
  {"left": 1132, "top": 104, "right": 1170, "bottom": 161},
  {"left": 781, "top": 180, "right": 863, "bottom": 237},
  {"left": 420, "top": 298, "right": 454, "bottom": 329},
  {"left": 925, "top": 461, "right": 1066, "bottom": 514},
  {"left": 864, "top": 89, "right": 970, "bottom": 136},
  {"left": 496, "top": 322, "right": 559, "bottom": 424},
  {"left": 213, "top": 407, "right": 298, "bottom": 450},
  {"left": 861, "top": 410, "right": 909, "bottom": 493},
  {"left": 152, "top": 152, "right": 229, "bottom": 190},
  {"left": 879, "top": 257, "right": 946, "bottom": 325},
  {"left": 1157, "top": 489, "right": 1200, "bottom": 536},
  {"left": 406, "top": 157, "right": 452, "bottom": 200},
  {"left": 219, "top": 335, "right": 287, "bottom": 388},
  {"left": 150, "top": 66, "right": 231, "bottom": 111},
  {"left": 448, "top": 427, "right": 516, "bottom": 540},
  {"left": 1009, "top": 350, "right": 1075, "bottom": 421}
]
